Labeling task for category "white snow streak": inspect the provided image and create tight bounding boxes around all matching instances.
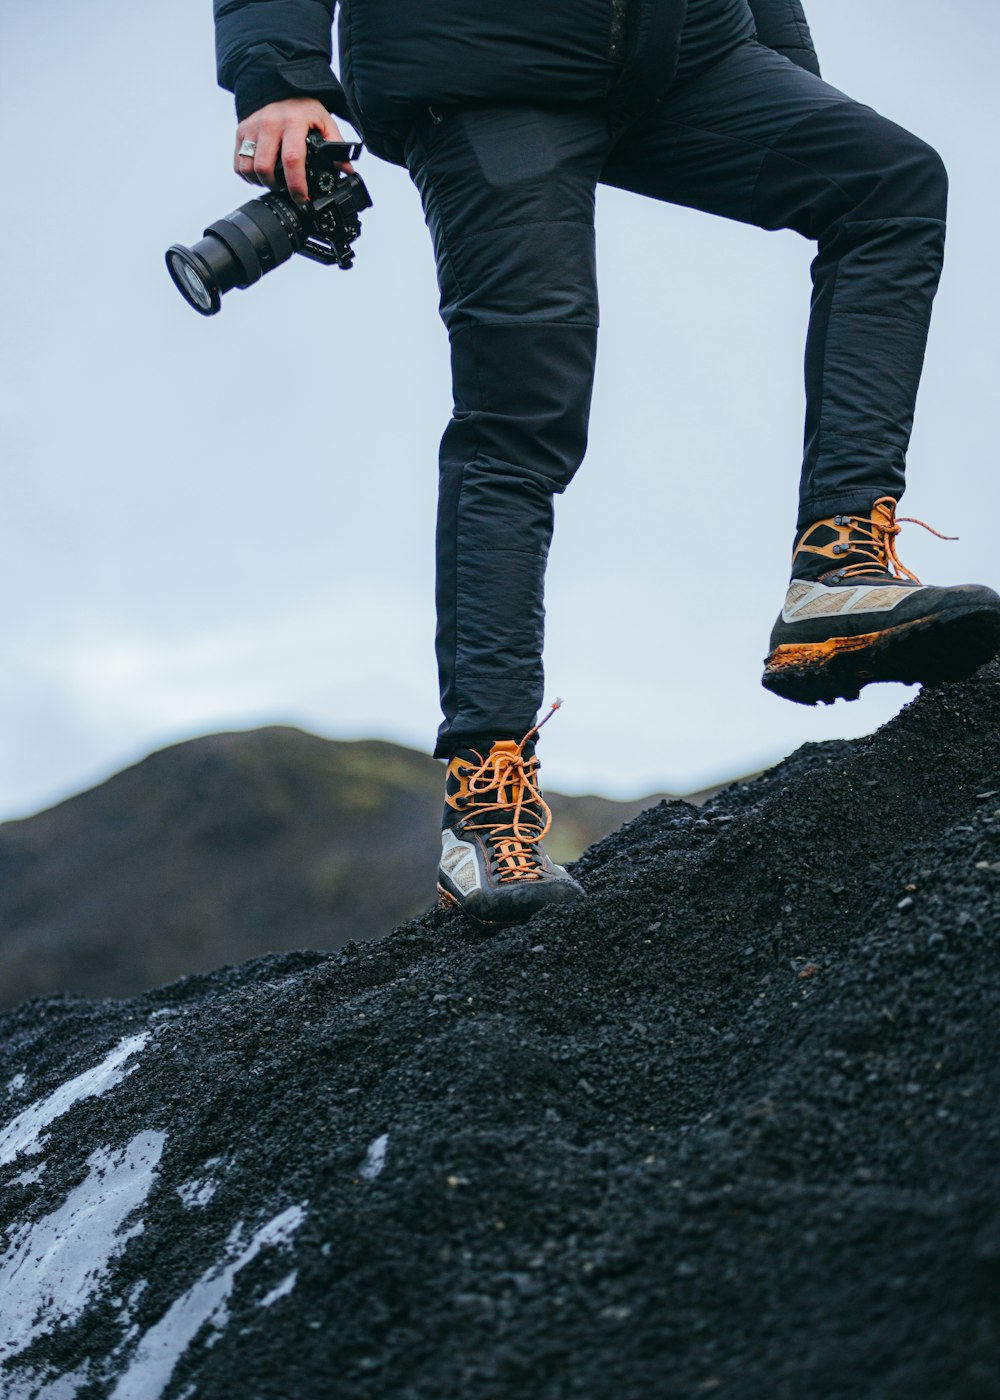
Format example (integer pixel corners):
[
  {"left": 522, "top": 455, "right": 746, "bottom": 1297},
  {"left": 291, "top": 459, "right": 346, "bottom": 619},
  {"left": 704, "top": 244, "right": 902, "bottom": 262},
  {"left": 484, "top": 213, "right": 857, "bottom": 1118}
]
[
  {"left": 359, "top": 1132, "right": 389, "bottom": 1180},
  {"left": 108, "top": 1203, "right": 306, "bottom": 1400},
  {"left": 6, "top": 1073, "right": 27, "bottom": 1094},
  {"left": 259, "top": 1270, "right": 298, "bottom": 1307},
  {"left": 0, "top": 1035, "right": 150, "bottom": 1167},
  {"left": 0, "top": 1131, "right": 166, "bottom": 1365}
]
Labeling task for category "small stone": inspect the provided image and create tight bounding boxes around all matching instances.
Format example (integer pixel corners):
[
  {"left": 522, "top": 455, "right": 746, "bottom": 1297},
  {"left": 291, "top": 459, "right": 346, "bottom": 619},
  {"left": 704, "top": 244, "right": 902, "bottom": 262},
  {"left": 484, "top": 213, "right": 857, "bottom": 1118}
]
[
  {"left": 975, "top": 791, "right": 998, "bottom": 800},
  {"left": 648, "top": 921, "right": 662, "bottom": 933},
  {"left": 897, "top": 896, "right": 914, "bottom": 911},
  {"left": 529, "top": 944, "right": 546, "bottom": 954},
  {"left": 798, "top": 962, "right": 820, "bottom": 979}
]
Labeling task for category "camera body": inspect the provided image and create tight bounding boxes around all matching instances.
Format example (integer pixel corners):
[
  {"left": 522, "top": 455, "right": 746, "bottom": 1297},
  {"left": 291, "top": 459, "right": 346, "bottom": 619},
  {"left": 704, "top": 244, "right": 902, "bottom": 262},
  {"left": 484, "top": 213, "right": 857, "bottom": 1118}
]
[
  {"left": 166, "top": 135, "right": 373, "bottom": 316},
  {"left": 291, "top": 135, "right": 372, "bottom": 269}
]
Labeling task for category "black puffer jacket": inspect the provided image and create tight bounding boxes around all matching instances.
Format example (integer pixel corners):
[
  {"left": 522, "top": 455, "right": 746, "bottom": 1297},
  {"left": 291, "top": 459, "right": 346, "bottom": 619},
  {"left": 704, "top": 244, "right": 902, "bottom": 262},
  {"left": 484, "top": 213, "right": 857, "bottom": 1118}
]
[{"left": 215, "top": 0, "right": 819, "bottom": 165}]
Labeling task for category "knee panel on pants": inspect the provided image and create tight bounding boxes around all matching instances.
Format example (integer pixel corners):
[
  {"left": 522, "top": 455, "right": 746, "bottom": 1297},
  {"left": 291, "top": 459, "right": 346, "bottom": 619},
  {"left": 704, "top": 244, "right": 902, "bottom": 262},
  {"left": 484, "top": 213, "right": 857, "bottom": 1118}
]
[{"left": 444, "top": 322, "right": 599, "bottom": 493}]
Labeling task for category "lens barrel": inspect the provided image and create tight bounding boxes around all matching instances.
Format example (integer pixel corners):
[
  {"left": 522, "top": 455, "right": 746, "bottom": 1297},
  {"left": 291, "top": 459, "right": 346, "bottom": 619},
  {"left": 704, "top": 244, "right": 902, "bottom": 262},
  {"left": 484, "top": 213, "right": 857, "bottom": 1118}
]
[{"left": 166, "top": 195, "right": 305, "bottom": 316}]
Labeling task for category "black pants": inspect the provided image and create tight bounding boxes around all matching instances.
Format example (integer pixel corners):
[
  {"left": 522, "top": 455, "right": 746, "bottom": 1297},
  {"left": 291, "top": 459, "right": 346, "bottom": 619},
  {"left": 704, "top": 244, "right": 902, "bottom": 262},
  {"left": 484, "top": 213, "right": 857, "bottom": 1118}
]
[{"left": 404, "top": 40, "right": 948, "bottom": 758}]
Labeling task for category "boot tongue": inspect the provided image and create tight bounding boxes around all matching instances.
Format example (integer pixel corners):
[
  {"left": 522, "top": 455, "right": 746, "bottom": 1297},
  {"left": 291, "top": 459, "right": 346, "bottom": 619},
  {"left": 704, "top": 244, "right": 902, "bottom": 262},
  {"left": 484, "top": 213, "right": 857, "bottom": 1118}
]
[
  {"left": 485, "top": 741, "right": 532, "bottom": 808},
  {"left": 446, "top": 740, "right": 538, "bottom": 814},
  {"left": 791, "top": 506, "right": 901, "bottom": 585}
]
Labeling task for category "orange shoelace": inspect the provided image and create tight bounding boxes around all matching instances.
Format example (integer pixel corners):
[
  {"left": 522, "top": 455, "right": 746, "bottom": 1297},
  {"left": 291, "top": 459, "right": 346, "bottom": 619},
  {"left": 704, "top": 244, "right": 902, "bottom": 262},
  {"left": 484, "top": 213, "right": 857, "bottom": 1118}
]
[
  {"left": 829, "top": 497, "right": 957, "bottom": 583},
  {"left": 457, "top": 701, "right": 561, "bottom": 883}
]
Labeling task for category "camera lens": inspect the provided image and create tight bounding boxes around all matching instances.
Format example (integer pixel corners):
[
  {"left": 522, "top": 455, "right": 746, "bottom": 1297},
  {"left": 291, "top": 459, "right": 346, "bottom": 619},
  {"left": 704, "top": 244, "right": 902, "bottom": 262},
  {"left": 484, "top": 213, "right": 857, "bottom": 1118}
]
[
  {"left": 166, "top": 247, "right": 219, "bottom": 315},
  {"left": 166, "top": 195, "right": 303, "bottom": 315}
]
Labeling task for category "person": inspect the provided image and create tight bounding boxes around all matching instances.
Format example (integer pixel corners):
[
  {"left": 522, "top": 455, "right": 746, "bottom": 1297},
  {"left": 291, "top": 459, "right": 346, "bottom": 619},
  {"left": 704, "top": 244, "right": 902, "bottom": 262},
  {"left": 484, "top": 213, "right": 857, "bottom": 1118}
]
[{"left": 213, "top": 0, "right": 1000, "bottom": 926}]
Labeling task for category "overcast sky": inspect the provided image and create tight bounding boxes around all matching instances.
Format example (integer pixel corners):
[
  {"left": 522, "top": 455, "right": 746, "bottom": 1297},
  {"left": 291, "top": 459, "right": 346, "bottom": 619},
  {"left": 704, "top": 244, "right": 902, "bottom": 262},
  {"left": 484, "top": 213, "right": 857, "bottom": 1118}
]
[{"left": 1, "top": 0, "right": 998, "bottom": 820}]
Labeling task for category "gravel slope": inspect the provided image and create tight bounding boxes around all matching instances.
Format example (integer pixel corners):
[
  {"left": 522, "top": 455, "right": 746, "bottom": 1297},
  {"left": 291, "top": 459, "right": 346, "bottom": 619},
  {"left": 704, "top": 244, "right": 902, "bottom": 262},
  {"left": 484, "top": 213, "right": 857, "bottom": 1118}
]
[
  {"left": 1, "top": 665, "right": 998, "bottom": 1399},
  {"left": 0, "top": 729, "right": 684, "bottom": 1009}
]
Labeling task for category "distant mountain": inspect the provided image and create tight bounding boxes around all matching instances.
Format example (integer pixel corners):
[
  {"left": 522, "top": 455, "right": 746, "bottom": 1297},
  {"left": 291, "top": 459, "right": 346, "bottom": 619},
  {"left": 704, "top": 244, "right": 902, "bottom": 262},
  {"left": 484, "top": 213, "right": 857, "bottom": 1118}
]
[{"left": 0, "top": 728, "right": 713, "bottom": 1008}]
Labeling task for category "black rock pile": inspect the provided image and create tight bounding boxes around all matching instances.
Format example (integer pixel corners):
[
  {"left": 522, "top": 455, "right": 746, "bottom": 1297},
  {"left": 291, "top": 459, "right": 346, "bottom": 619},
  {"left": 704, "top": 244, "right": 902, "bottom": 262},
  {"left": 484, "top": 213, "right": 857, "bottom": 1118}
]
[{"left": 2, "top": 665, "right": 998, "bottom": 1399}]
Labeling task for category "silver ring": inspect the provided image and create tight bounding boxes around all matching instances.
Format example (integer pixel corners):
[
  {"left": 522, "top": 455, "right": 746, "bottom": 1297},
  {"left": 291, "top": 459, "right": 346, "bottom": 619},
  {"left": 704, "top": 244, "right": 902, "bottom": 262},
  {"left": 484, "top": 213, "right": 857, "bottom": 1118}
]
[{"left": 238, "top": 138, "right": 257, "bottom": 158}]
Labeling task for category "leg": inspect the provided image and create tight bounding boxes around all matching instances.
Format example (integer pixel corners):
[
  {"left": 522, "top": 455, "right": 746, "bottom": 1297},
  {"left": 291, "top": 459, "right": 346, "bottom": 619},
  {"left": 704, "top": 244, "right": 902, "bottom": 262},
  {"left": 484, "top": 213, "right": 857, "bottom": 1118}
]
[
  {"left": 405, "top": 107, "right": 609, "bottom": 757},
  {"left": 602, "top": 44, "right": 1000, "bottom": 703},
  {"left": 601, "top": 40, "right": 948, "bottom": 529}
]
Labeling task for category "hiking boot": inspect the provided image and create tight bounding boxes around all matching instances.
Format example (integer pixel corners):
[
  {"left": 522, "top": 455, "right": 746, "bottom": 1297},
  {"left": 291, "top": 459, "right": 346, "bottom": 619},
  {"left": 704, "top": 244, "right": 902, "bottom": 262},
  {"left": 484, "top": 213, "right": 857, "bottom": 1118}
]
[
  {"left": 437, "top": 719, "right": 585, "bottom": 926},
  {"left": 762, "top": 497, "right": 1000, "bottom": 705}
]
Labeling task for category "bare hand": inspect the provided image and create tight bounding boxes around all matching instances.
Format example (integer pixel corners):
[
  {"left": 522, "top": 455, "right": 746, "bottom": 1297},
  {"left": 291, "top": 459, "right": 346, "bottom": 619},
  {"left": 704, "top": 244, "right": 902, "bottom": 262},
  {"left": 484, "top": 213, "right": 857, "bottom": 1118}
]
[{"left": 234, "top": 99, "right": 354, "bottom": 205}]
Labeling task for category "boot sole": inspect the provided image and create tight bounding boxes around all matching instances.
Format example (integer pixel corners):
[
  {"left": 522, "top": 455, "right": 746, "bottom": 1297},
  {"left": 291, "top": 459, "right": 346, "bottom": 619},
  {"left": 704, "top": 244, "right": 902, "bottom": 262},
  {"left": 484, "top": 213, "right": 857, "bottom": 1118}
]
[
  {"left": 762, "top": 604, "right": 1000, "bottom": 705},
  {"left": 437, "top": 881, "right": 583, "bottom": 928},
  {"left": 436, "top": 883, "right": 525, "bottom": 929}
]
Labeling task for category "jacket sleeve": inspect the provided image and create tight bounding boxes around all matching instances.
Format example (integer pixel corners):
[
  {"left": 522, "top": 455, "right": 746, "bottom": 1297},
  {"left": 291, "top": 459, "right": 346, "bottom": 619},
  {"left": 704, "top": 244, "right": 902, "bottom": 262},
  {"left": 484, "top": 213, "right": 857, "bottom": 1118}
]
[
  {"left": 747, "top": 0, "right": 820, "bottom": 77},
  {"left": 214, "top": 0, "right": 353, "bottom": 122}
]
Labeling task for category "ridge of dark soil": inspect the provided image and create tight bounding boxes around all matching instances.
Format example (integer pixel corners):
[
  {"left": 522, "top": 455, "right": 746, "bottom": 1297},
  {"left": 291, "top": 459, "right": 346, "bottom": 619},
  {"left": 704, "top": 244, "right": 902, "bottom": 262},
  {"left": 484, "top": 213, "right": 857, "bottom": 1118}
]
[
  {"left": 0, "top": 728, "right": 687, "bottom": 1009},
  {"left": 1, "top": 665, "right": 999, "bottom": 1399}
]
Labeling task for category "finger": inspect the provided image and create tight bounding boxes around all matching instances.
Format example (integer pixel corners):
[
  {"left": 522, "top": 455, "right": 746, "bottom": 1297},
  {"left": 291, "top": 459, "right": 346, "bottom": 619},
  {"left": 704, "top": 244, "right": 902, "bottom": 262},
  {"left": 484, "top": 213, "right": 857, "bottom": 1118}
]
[
  {"left": 234, "top": 120, "right": 260, "bottom": 167},
  {"left": 252, "top": 125, "right": 283, "bottom": 191},
  {"left": 236, "top": 140, "right": 263, "bottom": 185},
  {"left": 278, "top": 126, "right": 311, "bottom": 205}
]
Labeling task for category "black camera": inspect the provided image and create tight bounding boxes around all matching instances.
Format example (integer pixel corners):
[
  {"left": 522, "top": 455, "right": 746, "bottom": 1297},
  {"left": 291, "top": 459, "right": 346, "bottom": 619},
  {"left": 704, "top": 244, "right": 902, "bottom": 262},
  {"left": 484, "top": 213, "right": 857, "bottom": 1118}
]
[{"left": 166, "top": 135, "right": 373, "bottom": 316}]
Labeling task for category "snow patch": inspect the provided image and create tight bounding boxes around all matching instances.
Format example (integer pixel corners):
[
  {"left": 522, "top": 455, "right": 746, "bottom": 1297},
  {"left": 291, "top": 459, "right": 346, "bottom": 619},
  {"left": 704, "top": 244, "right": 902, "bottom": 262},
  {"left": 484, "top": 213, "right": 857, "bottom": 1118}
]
[
  {"left": 359, "top": 1132, "right": 389, "bottom": 1181},
  {"left": 176, "top": 1177, "right": 217, "bottom": 1209},
  {"left": 9, "top": 1163, "right": 46, "bottom": 1188},
  {"left": 0, "top": 1035, "right": 150, "bottom": 1167},
  {"left": 108, "top": 1203, "right": 306, "bottom": 1400},
  {"left": 259, "top": 1270, "right": 298, "bottom": 1308},
  {"left": 0, "top": 1130, "right": 166, "bottom": 1365},
  {"left": 1, "top": 1363, "right": 93, "bottom": 1399},
  {"left": 176, "top": 1156, "right": 226, "bottom": 1209},
  {"left": 6, "top": 1073, "right": 27, "bottom": 1095}
]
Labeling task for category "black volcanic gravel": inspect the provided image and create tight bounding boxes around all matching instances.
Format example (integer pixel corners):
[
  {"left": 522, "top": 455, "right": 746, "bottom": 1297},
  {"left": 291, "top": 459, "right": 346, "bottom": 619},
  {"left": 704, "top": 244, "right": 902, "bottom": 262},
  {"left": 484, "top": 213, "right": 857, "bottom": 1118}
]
[{"left": 2, "top": 665, "right": 999, "bottom": 1399}]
